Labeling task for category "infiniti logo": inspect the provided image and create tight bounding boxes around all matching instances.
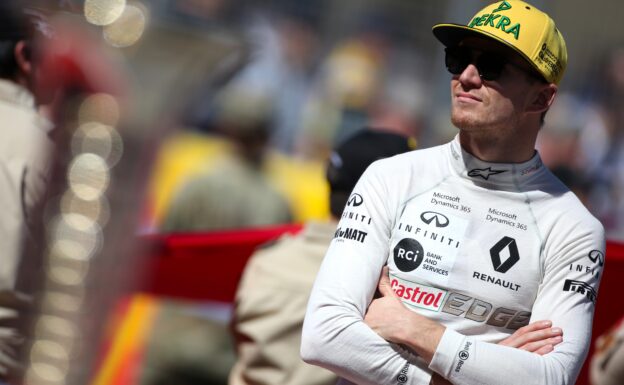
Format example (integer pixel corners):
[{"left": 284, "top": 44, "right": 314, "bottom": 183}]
[
  {"left": 490, "top": 236, "right": 520, "bottom": 273},
  {"left": 347, "top": 193, "right": 363, "bottom": 207},
  {"left": 420, "top": 211, "right": 450, "bottom": 228},
  {"left": 588, "top": 250, "right": 604, "bottom": 266}
]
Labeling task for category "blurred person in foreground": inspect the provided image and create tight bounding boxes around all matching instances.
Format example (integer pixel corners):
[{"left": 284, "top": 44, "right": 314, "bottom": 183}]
[
  {"left": 229, "top": 128, "right": 415, "bottom": 385},
  {"left": 590, "top": 316, "right": 624, "bottom": 385},
  {"left": 0, "top": 3, "right": 55, "bottom": 383},
  {"left": 301, "top": 1, "right": 605, "bottom": 384},
  {"left": 161, "top": 87, "right": 292, "bottom": 232}
]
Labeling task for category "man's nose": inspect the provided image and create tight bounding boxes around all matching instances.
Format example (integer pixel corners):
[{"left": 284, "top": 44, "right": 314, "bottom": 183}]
[{"left": 458, "top": 63, "right": 483, "bottom": 88}]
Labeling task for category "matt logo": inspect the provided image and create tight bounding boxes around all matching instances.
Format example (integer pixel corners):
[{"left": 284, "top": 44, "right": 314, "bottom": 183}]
[
  {"left": 490, "top": 236, "right": 520, "bottom": 273},
  {"left": 588, "top": 250, "right": 605, "bottom": 267},
  {"left": 563, "top": 279, "right": 597, "bottom": 304},
  {"left": 393, "top": 238, "right": 424, "bottom": 272},
  {"left": 420, "top": 211, "right": 449, "bottom": 228},
  {"left": 347, "top": 193, "right": 363, "bottom": 207},
  {"left": 468, "top": 167, "right": 506, "bottom": 180},
  {"left": 334, "top": 227, "right": 367, "bottom": 243}
]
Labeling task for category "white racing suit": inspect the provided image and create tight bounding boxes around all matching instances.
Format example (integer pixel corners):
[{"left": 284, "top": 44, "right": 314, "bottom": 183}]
[{"left": 302, "top": 136, "right": 605, "bottom": 385}]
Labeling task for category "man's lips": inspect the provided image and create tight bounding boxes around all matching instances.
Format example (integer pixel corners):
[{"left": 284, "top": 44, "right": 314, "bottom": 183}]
[{"left": 455, "top": 92, "right": 482, "bottom": 102}]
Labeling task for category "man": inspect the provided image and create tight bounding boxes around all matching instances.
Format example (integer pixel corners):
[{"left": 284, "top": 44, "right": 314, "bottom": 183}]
[
  {"left": 161, "top": 87, "right": 292, "bottom": 232},
  {"left": 301, "top": 1, "right": 605, "bottom": 385},
  {"left": 229, "top": 128, "right": 415, "bottom": 385},
  {"left": 0, "top": 3, "right": 55, "bottom": 383}
]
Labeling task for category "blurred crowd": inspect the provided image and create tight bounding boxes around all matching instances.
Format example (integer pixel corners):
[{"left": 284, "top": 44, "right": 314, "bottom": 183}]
[{"left": 142, "top": 0, "right": 624, "bottom": 241}]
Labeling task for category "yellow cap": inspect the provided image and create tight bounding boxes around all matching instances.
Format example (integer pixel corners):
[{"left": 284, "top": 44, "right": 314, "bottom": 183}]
[{"left": 432, "top": 0, "right": 567, "bottom": 84}]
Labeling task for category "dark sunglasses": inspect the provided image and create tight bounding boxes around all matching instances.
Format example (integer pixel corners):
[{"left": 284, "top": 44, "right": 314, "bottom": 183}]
[{"left": 445, "top": 46, "right": 511, "bottom": 81}]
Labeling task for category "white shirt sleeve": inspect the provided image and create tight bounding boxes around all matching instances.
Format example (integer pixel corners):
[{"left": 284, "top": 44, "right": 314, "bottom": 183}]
[
  {"left": 301, "top": 161, "right": 433, "bottom": 385},
  {"left": 429, "top": 218, "right": 605, "bottom": 385}
]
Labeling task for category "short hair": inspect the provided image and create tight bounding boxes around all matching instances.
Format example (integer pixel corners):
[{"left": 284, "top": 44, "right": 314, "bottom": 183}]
[{"left": 0, "top": 3, "right": 34, "bottom": 79}]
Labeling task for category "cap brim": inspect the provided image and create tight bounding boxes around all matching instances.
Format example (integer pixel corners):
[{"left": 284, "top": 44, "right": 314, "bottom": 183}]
[{"left": 432, "top": 23, "right": 544, "bottom": 81}]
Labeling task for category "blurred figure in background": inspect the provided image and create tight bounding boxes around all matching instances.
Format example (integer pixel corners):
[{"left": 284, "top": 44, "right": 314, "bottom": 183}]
[
  {"left": 229, "top": 128, "right": 415, "bottom": 385},
  {"left": 189, "top": 4, "right": 322, "bottom": 156},
  {"left": 298, "top": 19, "right": 390, "bottom": 160},
  {"left": 235, "top": 6, "right": 321, "bottom": 155},
  {"left": 148, "top": 85, "right": 293, "bottom": 384},
  {"left": 161, "top": 86, "right": 293, "bottom": 232},
  {"left": 141, "top": 300, "right": 237, "bottom": 385},
  {"left": 582, "top": 48, "right": 624, "bottom": 240},
  {"left": 0, "top": 4, "right": 55, "bottom": 383},
  {"left": 536, "top": 92, "right": 605, "bottom": 207}
]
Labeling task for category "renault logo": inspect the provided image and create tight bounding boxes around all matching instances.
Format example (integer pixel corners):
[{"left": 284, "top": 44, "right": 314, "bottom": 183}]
[
  {"left": 420, "top": 211, "right": 449, "bottom": 228},
  {"left": 347, "top": 193, "right": 363, "bottom": 207},
  {"left": 490, "top": 236, "right": 520, "bottom": 273}
]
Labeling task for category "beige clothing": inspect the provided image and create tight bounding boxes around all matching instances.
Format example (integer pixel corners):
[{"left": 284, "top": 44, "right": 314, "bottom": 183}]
[
  {"left": 0, "top": 79, "right": 53, "bottom": 377},
  {"left": 591, "top": 317, "right": 624, "bottom": 385},
  {"left": 229, "top": 221, "right": 338, "bottom": 385}
]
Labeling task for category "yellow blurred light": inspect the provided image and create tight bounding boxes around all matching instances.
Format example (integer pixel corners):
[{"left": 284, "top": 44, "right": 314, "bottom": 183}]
[
  {"left": 72, "top": 122, "right": 123, "bottom": 167},
  {"left": 30, "top": 361, "right": 66, "bottom": 384},
  {"left": 67, "top": 154, "right": 110, "bottom": 201},
  {"left": 84, "top": 0, "right": 126, "bottom": 26},
  {"left": 103, "top": 4, "right": 147, "bottom": 48},
  {"left": 48, "top": 213, "right": 102, "bottom": 262},
  {"left": 78, "top": 93, "right": 121, "bottom": 127},
  {"left": 62, "top": 213, "right": 97, "bottom": 233},
  {"left": 31, "top": 340, "right": 70, "bottom": 366},
  {"left": 49, "top": 238, "right": 96, "bottom": 263},
  {"left": 41, "top": 295, "right": 83, "bottom": 318},
  {"left": 49, "top": 263, "right": 88, "bottom": 287},
  {"left": 35, "top": 316, "right": 78, "bottom": 342},
  {"left": 60, "top": 192, "right": 110, "bottom": 226}
]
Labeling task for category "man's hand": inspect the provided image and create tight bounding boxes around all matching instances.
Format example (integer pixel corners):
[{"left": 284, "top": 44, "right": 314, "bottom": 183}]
[
  {"left": 365, "top": 266, "right": 565, "bottom": 385},
  {"left": 364, "top": 266, "right": 445, "bottom": 363},
  {"left": 363, "top": 266, "right": 418, "bottom": 344},
  {"left": 499, "top": 319, "right": 563, "bottom": 354},
  {"left": 430, "top": 320, "right": 563, "bottom": 384}
]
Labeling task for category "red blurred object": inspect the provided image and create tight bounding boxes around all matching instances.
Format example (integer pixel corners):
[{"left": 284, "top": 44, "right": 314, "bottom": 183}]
[
  {"left": 577, "top": 241, "right": 624, "bottom": 385},
  {"left": 140, "top": 223, "right": 303, "bottom": 302},
  {"left": 34, "top": 14, "right": 127, "bottom": 126},
  {"left": 39, "top": 19, "right": 125, "bottom": 94}
]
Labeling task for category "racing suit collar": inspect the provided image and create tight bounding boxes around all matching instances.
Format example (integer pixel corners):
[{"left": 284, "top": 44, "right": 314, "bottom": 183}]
[{"left": 449, "top": 135, "right": 544, "bottom": 188}]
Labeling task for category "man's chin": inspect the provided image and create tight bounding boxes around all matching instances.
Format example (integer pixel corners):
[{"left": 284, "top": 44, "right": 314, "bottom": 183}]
[{"left": 451, "top": 114, "right": 480, "bottom": 131}]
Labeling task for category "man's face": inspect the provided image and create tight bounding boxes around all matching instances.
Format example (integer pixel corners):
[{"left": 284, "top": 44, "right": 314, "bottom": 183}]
[{"left": 448, "top": 37, "right": 545, "bottom": 134}]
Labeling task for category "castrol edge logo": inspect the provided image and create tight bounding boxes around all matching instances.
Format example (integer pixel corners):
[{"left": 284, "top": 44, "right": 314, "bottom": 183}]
[{"left": 390, "top": 274, "right": 447, "bottom": 312}]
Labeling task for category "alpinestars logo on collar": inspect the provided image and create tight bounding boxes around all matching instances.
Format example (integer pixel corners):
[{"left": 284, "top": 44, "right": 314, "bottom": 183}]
[{"left": 468, "top": 167, "right": 506, "bottom": 180}]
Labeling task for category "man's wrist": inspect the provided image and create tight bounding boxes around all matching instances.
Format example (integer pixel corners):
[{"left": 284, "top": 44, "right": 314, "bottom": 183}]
[{"left": 400, "top": 313, "right": 446, "bottom": 364}]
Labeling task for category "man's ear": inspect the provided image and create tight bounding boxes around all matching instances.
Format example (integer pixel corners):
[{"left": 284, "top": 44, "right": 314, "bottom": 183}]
[
  {"left": 528, "top": 83, "right": 557, "bottom": 114},
  {"left": 14, "top": 40, "right": 33, "bottom": 78}
]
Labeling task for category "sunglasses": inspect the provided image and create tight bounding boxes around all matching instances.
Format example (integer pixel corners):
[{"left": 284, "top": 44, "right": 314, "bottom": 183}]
[{"left": 445, "top": 46, "right": 513, "bottom": 81}]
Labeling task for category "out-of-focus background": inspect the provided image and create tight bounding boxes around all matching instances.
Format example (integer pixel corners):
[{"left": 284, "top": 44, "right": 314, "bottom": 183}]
[
  {"left": 138, "top": 0, "right": 624, "bottom": 239},
  {"left": 16, "top": 1, "right": 624, "bottom": 385}
]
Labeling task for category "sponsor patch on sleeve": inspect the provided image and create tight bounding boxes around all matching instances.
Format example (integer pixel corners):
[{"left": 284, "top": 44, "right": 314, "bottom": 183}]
[{"left": 563, "top": 279, "right": 597, "bottom": 304}]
